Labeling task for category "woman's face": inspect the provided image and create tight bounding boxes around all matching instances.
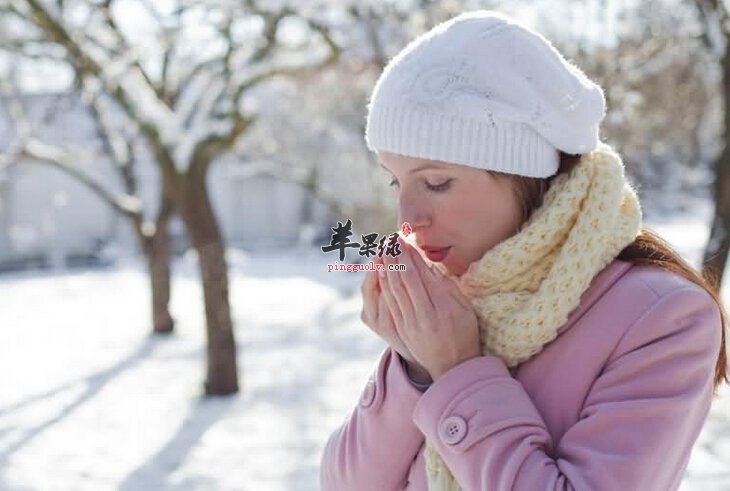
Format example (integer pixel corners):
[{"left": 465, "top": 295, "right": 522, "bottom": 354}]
[{"left": 379, "top": 151, "right": 524, "bottom": 276}]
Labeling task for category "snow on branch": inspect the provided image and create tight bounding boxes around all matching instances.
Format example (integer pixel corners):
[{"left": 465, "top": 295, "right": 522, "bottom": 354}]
[
  {"left": 18, "top": 0, "right": 180, "bottom": 168},
  {"left": 22, "top": 139, "right": 143, "bottom": 218},
  {"left": 2, "top": 72, "right": 143, "bottom": 219},
  {"left": 13, "top": 0, "right": 341, "bottom": 174}
]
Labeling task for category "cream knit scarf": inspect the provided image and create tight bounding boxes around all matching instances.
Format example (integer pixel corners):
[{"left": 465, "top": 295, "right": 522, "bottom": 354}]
[{"left": 421, "top": 142, "right": 642, "bottom": 491}]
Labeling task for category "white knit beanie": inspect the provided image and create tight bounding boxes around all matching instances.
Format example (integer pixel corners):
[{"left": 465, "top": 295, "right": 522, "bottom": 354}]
[{"left": 365, "top": 10, "right": 606, "bottom": 178}]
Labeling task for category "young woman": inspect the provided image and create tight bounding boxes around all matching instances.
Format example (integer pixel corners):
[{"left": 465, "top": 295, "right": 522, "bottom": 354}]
[{"left": 320, "top": 10, "right": 728, "bottom": 491}]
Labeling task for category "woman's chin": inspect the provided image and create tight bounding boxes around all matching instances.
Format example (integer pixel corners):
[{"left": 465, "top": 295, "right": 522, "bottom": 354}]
[{"left": 442, "top": 258, "right": 466, "bottom": 277}]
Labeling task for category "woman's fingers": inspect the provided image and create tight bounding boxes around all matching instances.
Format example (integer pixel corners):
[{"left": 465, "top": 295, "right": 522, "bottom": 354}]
[
  {"left": 360, "top": 268, "right": 379, "bottom": 325},
  {"left": 435, "top": 267, "right": 473, "bottom": 310},
  {"left": 425, "top": 266, "right": 473, "bottom": 314},
  {"left": 383, "top": 249, "right": 419, "bottom": 325},
  {"left": 377, "top": 288, "right": 395, "bottom": 327},
  {"left": 359, "top": 255, "right": 415, "bottom": 359},
  {"left": 397, "top": 238, "right": 460, "bottom": 312},
  {"left": 396, "top": 243, "right": 435, "bottom": 316},
  {"left": 379, "top": 261, "right": 404, "bottom": 325}
]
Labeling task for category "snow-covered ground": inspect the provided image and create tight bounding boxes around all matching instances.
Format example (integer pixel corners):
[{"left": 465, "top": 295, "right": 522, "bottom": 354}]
[{"left": 1, "top": 206, "right": 729, "bottom": 490}]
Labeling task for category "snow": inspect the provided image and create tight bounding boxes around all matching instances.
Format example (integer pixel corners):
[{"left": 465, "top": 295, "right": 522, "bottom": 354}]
[{"left": 0, "top": 217, "right": 729, "bottom": 490}]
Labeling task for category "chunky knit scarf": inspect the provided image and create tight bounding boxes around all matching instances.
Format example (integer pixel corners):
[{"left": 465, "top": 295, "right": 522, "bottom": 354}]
[{"left": 420, "top": 142, "right": 642, "bottom": 491}]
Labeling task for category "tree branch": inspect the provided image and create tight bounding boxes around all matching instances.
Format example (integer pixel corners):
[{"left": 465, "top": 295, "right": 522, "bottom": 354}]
[
  {"left": 231, "top": 17, "right": 339, "bottom": 101},
  {"left": 244, "top": 1, "right": 295, "bottom": 65},
  {"left": 95, "top": 1, "right": 158, "bottom": 86},
  {"left": 694, "top": 0, "right": 729, "bottom": 55},
  {"left": 81, "top": 79, "right": 138, "bottom": 196},
  {"left": 21, "top": 139, "right": 143, "bottom": 219},
  {"left": 19, "top": 0, "right": 178, "bottom": 179},
  {"left": 186, "top": 13, "right": 340, "bottom": 169}
]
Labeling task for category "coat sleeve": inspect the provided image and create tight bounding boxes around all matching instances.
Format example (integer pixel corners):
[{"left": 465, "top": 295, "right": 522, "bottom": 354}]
[
  {"left": 411, "top": 286, "right": 723, "bottom": 491},
  {"left": 320, "top": 346, "right": 426, "bottom": 491}
]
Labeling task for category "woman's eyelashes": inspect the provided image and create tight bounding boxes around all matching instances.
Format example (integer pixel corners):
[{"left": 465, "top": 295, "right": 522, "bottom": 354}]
[
  {"left": 388, "top": 178, "right": 453, "bottom": 192},
  {"left": 426, "top": 178, "right": 453, "bottom": 192}
]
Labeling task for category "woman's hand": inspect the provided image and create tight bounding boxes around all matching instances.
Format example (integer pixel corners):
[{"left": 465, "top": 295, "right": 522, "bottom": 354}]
[
  {"left": 379, "top": 239, "right": 481, "bottom": 380},
  {"left": 360, "top": 256, "right": 431, "bottom": 380}
]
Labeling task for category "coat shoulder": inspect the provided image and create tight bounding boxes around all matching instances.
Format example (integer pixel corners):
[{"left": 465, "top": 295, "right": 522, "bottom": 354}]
[
  {"left": 565, "top": 259, "right": 720, "bottom": 345},
  {"left": 619, "top": 261, "right": 712, "bottom": 300},
  {"left": 602, "top": 260, "right": 722, "bottom": 355}
]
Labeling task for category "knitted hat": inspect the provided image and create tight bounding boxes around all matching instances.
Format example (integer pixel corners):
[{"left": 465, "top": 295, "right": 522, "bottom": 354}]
[{"left": 364, "top": 10, "right": 606, "bottom": 178}]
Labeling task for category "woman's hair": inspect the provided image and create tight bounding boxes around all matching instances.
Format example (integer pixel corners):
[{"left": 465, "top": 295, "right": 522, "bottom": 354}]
[{"left": 494, "top": 151, "right": 729, "bottom": 395}]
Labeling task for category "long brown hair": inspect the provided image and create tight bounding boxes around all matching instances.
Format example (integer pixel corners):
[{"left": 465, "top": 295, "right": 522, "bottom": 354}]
[{"left": 499, "top": 151, "right": 729, "bottom": 396}]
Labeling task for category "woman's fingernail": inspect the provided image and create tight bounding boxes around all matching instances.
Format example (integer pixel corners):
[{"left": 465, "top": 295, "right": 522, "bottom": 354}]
[{"left": 378, "top": 269, "right": 385, "bottom": 278}]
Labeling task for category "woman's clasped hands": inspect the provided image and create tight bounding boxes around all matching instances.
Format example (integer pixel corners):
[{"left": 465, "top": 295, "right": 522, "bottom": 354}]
[{"left": 361, "top": 236, "right": 481, "bottom": 381}]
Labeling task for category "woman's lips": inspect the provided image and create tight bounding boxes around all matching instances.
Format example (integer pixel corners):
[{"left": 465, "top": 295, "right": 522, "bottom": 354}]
[{"left": 423, "top": 247, "right": 451, "bottom": 262}]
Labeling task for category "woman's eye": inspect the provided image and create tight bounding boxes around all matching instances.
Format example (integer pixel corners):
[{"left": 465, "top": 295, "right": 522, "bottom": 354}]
[
  {"left": 388, "top": 178, "right": 399, "bottom": 188},
  {"left": 426, "top": 179, "right": 453, "bottom": 192}
]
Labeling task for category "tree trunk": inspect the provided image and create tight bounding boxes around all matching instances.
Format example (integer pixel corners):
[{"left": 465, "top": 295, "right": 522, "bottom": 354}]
[
  {"left": 149, "top": 197, "right": 175, "bottom": 334},
  {"left": 702, "top": 161, "right": 730, "bottom": 289},
  {"left": 133, "top": 194, "right": 175, "bottom": 334},
  {"left": 178, "top": 164, "right": 239, "bottom": 395},
  {"left": 702, "top": 43, "right": 730, "bottom": 291}
]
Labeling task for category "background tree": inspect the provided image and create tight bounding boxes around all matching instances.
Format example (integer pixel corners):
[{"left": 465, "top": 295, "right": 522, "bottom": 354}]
[
  {"left": 1, "top": 0, "right": 339, "bottom": 395},
  {"left": 694, "top": 0, "right": 730, "bottom": 289},
  {"left": 0, "top": 73, "right": 177, "bottom": 334}
]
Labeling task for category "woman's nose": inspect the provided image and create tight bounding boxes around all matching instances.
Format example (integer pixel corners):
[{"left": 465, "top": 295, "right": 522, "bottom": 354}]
[{"left": 398, "top": 196, "right": 431, "bottom": 230}]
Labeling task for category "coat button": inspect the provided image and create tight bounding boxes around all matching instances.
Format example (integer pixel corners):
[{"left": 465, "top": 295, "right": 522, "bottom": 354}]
[
  {"left": 440, "top": 415, "right": 467, "bottom": 445},
  {"left": 359, "top": 378, "right": 376, "bottom": 408}
]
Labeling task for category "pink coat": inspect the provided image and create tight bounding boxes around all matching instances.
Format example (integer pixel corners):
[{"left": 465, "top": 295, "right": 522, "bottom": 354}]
[{"left": 320, "top": 260, "right": 723, "bottom": 490}]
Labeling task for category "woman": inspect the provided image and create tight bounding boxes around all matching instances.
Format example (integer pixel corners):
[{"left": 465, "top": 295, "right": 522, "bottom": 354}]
[{"left": 320, "top": 10, "right": 728, "bottom": 491}]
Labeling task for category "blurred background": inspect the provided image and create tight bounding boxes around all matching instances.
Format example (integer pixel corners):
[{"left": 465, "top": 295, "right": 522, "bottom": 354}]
[{"left": 0, "top": 0, "right": 729, "bottom": 489}]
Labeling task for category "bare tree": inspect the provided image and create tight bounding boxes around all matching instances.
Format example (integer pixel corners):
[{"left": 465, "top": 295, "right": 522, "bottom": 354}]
[
  {"left": 1, "top": 0, "right": 338, "bottom": 395},
  {"left": 0, "top": 76, "right": 178, "bottom": 334},
  {"left": 692, "top": 0, "right": 730, "bottom": 288}
]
